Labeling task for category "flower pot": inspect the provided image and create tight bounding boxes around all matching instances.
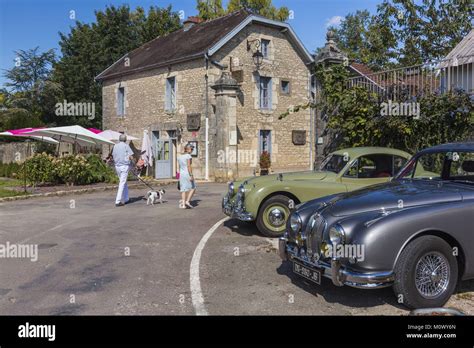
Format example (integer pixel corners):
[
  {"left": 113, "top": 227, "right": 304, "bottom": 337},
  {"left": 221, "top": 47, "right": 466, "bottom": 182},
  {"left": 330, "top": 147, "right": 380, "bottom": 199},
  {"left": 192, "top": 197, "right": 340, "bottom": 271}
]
[{"left": 260, "top": 169, "right": 269, "bottom": 176}]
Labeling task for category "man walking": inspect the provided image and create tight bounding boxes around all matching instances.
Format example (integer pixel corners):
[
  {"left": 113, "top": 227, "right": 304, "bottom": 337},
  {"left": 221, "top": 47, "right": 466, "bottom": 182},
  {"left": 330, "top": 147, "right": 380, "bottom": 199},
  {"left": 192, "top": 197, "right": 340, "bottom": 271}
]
[{"left": 112, "top": 134, "right": 134, "bottom": 207}]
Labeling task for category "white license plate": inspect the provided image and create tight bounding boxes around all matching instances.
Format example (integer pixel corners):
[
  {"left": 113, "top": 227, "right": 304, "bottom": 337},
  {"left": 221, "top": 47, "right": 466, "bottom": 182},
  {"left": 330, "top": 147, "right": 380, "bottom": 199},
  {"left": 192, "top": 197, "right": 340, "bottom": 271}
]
[{"left": 293, "top": 261, "right": 321, "bottom": 285}]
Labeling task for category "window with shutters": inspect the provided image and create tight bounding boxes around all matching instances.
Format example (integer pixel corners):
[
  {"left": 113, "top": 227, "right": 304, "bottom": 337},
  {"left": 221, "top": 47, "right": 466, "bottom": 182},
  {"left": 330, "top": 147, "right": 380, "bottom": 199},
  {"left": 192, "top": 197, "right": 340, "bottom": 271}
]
[
  {"left": 259, "top": 76, "right": 272, "bottom": 110},
  {"left": 165, "top": 76, "right": 176, "bottom": 112}
]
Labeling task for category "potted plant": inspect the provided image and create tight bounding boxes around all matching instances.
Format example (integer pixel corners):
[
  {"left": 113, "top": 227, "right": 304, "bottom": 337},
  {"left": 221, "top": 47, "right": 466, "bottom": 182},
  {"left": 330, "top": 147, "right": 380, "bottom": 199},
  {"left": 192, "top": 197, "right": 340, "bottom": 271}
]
[{"left": 259, "top": 151, "right": 271, "bottom": 175}]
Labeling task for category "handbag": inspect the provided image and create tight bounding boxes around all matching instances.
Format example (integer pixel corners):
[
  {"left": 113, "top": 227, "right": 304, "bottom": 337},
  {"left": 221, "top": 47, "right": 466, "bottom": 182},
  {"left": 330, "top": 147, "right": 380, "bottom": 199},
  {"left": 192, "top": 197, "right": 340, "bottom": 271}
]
[{"left": 176, "top": 171, "right": 180, "bottom": 190}]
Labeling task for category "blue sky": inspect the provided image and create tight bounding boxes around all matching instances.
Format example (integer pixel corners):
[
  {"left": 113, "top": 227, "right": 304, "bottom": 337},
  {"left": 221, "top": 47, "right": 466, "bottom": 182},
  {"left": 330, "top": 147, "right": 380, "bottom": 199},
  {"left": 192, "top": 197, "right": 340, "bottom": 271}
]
[{"left": 0, "top": 0, "right": 381, "bottom": 87}]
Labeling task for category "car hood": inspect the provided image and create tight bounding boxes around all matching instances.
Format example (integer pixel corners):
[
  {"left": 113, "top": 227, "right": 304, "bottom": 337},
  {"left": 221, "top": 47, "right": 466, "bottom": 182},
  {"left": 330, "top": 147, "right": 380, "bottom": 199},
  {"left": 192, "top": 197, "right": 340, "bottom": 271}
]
[
  {"left": 325, "top": 180, "right": 464, "bottom": 217},
  {"left": 239, "top": 171, "right": 333, "bottom": 187}
]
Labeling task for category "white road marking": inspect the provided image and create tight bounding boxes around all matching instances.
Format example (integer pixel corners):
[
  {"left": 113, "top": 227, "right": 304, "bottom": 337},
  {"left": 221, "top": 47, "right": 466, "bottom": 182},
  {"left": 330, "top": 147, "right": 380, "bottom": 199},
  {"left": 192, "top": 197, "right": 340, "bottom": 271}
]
[
  {"left": 16, "top": 222, "right": 73, "bottom": 245},
  {"left": 190, "top": 217, "right": 229, "bottom": 316}
]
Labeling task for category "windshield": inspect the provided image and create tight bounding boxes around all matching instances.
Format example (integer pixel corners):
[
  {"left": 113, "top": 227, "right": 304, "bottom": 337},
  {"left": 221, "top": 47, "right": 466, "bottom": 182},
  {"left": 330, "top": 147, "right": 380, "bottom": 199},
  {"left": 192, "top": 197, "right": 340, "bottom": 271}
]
[
  {"left": 396, "top": 150, "right": 474, "bottom": 184},
  {"left": 319, "top": 154, "right": 348, "bottom": 173}
]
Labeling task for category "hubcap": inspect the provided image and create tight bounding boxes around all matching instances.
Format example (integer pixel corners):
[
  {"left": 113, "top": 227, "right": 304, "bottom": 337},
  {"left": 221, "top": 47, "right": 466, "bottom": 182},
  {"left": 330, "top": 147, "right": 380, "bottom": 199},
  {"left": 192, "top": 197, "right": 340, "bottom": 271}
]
[
  {"left": 268, "top": 208, "right": 286, "bottom": 226},
  {"left": 415, "top": 252, "right": 450, "bottom": 299}
]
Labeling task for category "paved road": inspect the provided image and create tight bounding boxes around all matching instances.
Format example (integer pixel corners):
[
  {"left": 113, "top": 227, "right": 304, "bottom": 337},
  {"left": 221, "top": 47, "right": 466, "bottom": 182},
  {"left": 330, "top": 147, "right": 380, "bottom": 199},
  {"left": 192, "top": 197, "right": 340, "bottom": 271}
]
[{"left": 0, "top": 183, "right": 472, "bottom": 315}]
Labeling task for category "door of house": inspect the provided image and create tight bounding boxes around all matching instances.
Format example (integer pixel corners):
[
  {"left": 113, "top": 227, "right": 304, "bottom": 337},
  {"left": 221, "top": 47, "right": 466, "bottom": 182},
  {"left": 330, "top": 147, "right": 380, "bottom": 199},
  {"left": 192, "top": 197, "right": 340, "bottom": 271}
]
[{"left": 153, "top": 134, "right": 172, "bottom": 179}]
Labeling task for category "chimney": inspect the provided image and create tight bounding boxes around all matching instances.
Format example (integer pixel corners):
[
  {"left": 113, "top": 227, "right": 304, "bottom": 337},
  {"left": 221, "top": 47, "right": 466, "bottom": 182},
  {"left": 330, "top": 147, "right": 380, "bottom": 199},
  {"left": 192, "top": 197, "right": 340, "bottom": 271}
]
[{"left": 183, "top": 16, "right": 203, "bottom": 31}]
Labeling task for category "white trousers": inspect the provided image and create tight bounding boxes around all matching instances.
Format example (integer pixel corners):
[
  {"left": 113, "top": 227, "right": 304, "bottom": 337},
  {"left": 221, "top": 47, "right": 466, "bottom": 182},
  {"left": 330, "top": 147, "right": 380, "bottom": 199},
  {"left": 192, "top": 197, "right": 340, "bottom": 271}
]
[{"left": 115, "top": 165, "right": 130, "bottom": 204}]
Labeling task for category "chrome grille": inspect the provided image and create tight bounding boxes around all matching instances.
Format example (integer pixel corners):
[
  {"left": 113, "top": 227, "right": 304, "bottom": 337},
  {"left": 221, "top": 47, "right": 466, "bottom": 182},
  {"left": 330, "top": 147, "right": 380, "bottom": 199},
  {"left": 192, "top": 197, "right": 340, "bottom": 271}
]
[{"left": 306, "top": 213, "right": 326, "bottom": 257}]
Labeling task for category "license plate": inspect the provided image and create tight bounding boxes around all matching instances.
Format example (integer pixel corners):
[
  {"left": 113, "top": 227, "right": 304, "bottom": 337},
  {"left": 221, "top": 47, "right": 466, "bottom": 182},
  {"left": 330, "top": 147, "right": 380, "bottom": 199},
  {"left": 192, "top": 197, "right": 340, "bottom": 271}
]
[{"left": 293, "top": 261, "right": 321, "bottom": 285}]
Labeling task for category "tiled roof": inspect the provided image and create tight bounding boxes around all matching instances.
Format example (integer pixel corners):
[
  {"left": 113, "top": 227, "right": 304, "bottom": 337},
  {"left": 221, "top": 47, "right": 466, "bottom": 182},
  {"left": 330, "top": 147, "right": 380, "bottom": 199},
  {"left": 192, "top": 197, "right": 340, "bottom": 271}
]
[{"left": 96, "top": 10, "right": 251, "bottom": 80}]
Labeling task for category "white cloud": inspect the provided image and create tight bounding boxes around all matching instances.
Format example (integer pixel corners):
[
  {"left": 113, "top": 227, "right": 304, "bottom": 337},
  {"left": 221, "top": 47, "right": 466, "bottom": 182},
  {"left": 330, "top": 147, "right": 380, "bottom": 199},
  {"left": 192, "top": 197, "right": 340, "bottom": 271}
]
[{"left": 326, "top": 15, "right": 343, "bottom": 28}]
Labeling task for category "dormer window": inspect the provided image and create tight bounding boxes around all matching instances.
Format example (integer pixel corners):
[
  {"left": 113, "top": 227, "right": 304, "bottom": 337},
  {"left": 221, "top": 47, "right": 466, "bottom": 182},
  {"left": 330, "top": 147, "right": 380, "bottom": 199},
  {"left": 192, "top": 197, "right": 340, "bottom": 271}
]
[{"left": 261, "top": 39, "right": 270, "bottom": 59}]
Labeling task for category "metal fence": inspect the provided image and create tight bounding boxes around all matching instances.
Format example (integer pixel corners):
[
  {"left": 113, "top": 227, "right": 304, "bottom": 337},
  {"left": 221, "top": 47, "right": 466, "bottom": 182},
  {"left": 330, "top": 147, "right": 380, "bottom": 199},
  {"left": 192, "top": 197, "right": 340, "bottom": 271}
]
[{"left": 346, "top": 55, "right": 474, "bottom": 101}]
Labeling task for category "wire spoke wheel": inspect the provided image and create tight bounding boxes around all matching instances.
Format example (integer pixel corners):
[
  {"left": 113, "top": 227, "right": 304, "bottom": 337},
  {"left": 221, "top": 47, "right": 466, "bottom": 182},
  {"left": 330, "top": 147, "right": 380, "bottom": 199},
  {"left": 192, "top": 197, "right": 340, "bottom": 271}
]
[{"left": 415, "top": 252, "right": 450, "bottom": 299}]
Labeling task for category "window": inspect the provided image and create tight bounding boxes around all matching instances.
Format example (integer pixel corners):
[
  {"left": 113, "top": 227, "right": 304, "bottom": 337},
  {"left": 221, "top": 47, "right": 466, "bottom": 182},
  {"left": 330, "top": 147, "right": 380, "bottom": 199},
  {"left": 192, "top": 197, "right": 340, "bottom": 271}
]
[
  {"left": 281, "top": 80, "right": 290, "bottom": 95},
  {"left": 261, "top": 39, "right": 270, "bottom": 59},
  {"left": 259, "top": 76, "right": 272, "bottom": 110},
  {"left": 320, "top": 154, "right": 348, "bottom": 174},
  {"left": 166, "top": 76, "right": 176, "bottom": 111},
  {"left": 393, "top": 155, "right": 408, "bottom": 176},
  {"left": 259, "top": 130, "right": 272, "bottom": 155},
  {"left": 344, "top": 154, "right": 397, "bottom": 178},
  {"left": 117, "top": 87, "right": 125, "bottom": 116}
]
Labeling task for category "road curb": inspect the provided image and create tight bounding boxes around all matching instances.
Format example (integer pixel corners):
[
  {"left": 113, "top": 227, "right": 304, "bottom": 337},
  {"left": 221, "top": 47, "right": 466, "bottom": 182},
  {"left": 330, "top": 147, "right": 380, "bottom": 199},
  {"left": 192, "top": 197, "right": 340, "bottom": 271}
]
[{"left": 0, "top": 179, "right": 178, "bottom": 203}]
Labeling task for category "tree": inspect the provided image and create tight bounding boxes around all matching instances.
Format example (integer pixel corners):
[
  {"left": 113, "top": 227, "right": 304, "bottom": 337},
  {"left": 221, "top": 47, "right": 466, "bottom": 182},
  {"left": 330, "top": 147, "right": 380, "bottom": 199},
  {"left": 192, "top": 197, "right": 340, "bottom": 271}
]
[
  {"left": 332, "top": 0, "right": 472, "bottom": 69},
  {"left": 1, "top": 47, "right": 59, "bottom": 130},
  {"left": 197, "top": 0, "right": 290, "bottom": 21},
  {"left": 377, "top": 0, "right": 473, "bottom": 65},
  {"left": 330, "top": 10, "right": 397, "bottom": 70},
  {"left": 53, "top": 5, "right": 182, "bottom": 128},
  {"left": 196, "top": 0, "right": 225, "bottom": 20}
]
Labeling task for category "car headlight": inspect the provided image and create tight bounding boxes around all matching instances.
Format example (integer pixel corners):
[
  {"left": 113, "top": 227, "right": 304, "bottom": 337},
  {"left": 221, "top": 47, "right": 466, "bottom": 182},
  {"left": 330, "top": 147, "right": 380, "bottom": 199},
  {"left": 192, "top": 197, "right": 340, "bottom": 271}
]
[
  {"left": 238, "top": 185, "right": 245, "bottom": 194},
  {"left": 228, "top": 182, "right": 234, "bottom": 195},
  {"left": 329, "top": 224, "right": 345, "bottom": 244},
  {"left": 289, "top": 212, "right": 302, "bottom": 233}
]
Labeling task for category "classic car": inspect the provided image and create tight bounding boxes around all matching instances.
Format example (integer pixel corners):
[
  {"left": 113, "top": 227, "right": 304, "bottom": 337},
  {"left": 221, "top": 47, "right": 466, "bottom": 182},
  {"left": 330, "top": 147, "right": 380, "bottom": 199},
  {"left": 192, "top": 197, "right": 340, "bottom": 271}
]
[
  {"left": 279, "top": 142, "right": 474, "bottom": 309},
  {"left": 222, "top": 147, "right": 411, "bottom": 237}
]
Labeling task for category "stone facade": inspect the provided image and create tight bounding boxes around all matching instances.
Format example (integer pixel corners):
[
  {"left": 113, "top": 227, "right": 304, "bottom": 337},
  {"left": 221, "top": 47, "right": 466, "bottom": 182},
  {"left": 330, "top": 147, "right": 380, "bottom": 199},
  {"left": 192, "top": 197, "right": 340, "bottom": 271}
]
[{"left": 102, "top": 22, "right": 313, "bottom": 181}]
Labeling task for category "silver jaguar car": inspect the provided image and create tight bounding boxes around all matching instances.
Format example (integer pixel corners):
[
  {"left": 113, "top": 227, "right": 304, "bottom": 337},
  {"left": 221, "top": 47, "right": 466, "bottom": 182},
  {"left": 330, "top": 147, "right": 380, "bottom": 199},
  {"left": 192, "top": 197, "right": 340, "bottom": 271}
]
[{"left": 279, "top": 142, "right": 474, "bottom": 309}]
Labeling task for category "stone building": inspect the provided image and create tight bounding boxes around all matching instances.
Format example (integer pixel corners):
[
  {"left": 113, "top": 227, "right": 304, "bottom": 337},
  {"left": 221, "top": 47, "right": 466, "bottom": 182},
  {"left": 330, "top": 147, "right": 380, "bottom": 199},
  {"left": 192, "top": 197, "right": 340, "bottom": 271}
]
[{"left": 96, "top": 10, "right": 314, "bottom": 181}]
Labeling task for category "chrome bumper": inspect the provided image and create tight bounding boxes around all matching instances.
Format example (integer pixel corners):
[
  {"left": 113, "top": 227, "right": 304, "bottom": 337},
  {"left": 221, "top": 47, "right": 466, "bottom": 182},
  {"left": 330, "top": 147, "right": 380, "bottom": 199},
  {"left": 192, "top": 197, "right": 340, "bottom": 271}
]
[
  {"left": 278, "top": 237, "right": 394, "bottom": 289},
  {"left": 222, "top": 195, "right": 254, "bottom": 222}
]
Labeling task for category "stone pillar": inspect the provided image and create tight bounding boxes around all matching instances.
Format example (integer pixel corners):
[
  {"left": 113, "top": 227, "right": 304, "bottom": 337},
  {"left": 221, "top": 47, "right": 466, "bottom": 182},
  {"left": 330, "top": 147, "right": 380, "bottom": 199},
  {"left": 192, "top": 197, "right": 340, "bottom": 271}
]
[{"left": 211, "top": 71, "right": 240, "bottom": 182}]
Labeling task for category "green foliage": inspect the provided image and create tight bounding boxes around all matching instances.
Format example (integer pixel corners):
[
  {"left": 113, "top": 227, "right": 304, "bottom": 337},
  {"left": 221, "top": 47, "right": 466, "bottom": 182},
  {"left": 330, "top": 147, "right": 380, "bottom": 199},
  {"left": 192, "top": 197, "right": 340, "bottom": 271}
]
[
  {"left": 22, "top": 152, "right": 58, "bottom": 185},
  {"left": 1, "top": 48, "right": 58, "bottom": 130},
  {"left": 281, "top": 64, "right": 473, "bottom": 155},
  {"left": 0, "top": 162, "right": 22, "bottom": 178},
  {"left": 331, "top": 0, "right": 473, "bottom": 69},
  {"left": 52, "top": 5, "right": 182, "bottom": 128},
  {"left": 197, "top": 0, "right": 289, "bottom": 21},
  {"left": 197, "top": 0, "right": 225, "bottom": 20},
  {"left": 19, "top": 153, "right": 118, "bottom": 186}
]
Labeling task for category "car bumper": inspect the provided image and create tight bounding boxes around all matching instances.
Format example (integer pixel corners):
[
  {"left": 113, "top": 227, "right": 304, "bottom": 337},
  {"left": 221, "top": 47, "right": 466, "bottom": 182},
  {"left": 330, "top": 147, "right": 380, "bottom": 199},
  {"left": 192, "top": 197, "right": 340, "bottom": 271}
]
[
  {"left": 222, "top": 195, "right": 254, "bottom": 222},
  {"left": 278, "top": 237, "right": 394, "bottom": 289}
]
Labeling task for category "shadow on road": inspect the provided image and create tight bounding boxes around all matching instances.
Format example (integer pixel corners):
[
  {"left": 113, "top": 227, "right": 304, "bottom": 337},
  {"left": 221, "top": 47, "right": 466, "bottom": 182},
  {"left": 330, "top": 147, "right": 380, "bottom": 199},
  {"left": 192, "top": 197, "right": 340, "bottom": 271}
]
[
  {"left": 223, "top": 218, "right": 261, "bottom": 237},
  {"left": 276, "top": 261, "right": 407, "bottom": 311}
]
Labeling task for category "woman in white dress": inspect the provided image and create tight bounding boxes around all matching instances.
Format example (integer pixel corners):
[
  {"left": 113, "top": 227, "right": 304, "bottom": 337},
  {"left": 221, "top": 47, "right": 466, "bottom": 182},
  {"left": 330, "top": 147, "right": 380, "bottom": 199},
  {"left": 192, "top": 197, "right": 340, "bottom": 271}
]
[{"left": 177, "top": 144, "right": 196, "bottom": 208}]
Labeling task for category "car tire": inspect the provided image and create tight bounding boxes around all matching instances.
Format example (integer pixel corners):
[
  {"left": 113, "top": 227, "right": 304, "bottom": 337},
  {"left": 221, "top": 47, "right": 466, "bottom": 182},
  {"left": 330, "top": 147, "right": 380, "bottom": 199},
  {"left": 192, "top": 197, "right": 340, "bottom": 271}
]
[
  {"left": 393, "top": 235, "right": 458, "bottom": 309},
  {"left": 256, "top": 195, "right": 293, "bottom": 238}
]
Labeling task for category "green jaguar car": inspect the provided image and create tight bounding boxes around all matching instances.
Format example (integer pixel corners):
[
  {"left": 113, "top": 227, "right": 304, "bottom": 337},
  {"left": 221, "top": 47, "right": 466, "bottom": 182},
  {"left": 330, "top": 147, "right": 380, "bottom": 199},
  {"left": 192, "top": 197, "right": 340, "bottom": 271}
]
[{"left": 222, "top": 147, "right": 411, "bottom": 237}]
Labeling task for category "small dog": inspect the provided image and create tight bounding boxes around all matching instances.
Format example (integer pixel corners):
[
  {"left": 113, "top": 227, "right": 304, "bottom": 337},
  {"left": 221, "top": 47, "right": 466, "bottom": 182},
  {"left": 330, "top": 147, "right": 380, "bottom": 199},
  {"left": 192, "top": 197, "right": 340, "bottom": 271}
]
[{"left": 146, "top": 189, "right": 166, "bottom": 205}]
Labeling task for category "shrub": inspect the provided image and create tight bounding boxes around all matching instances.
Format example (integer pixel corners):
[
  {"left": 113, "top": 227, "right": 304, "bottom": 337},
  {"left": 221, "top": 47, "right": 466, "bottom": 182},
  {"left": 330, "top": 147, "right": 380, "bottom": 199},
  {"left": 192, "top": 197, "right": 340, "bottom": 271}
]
[
  {"left": 18, "top": 153, "right": 119, "bottom": 186},
  {"left": 0, "top": 162, "right": 21, "bottom": 178},
  {"left": 22, "top": 152, "right": 58, "bottom": 185}
]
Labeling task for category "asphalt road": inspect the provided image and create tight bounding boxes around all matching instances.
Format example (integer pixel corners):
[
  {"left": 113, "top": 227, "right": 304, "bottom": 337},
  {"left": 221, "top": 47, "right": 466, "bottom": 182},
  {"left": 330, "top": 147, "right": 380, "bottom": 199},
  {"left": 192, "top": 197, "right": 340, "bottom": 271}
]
[{"left": 0, "top": 183, "right": 472, "bottom": 315}]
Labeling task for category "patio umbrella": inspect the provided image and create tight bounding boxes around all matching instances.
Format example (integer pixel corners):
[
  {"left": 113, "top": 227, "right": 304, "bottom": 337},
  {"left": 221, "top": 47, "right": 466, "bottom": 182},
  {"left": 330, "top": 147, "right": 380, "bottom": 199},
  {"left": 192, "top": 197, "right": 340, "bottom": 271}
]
[
  {"left": 24, "top": 125, "right": 114, "bottom": 146},
  {"left": 140, "top": 129, "right": 153, "bottom": 167},
  {"left": 0, "top": 128, "right": 59, "bottom": 144},
  {"left": 98, "top": 129, "right": 138, "bottom": 143},
  {"left": 88, "top": 128, "right": 102, "bottom": 134}
]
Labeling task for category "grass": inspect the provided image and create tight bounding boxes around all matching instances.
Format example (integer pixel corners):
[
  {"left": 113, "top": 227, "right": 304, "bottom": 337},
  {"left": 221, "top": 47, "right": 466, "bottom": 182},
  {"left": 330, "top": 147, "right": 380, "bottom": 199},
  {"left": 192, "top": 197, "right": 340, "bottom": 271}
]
[{"left": 0, "top": 178, "right": 27, "bottom": 198}]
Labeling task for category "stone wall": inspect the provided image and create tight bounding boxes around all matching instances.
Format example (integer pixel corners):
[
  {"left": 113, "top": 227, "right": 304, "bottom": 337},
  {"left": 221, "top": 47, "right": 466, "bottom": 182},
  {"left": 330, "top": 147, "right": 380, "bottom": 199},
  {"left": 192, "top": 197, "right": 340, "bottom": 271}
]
[
  {"left": 0, "top": 142, "right": 36, "bottom": 164},
  {"left": 102, "top": 22, "right": 313, "bottom": 180}
]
